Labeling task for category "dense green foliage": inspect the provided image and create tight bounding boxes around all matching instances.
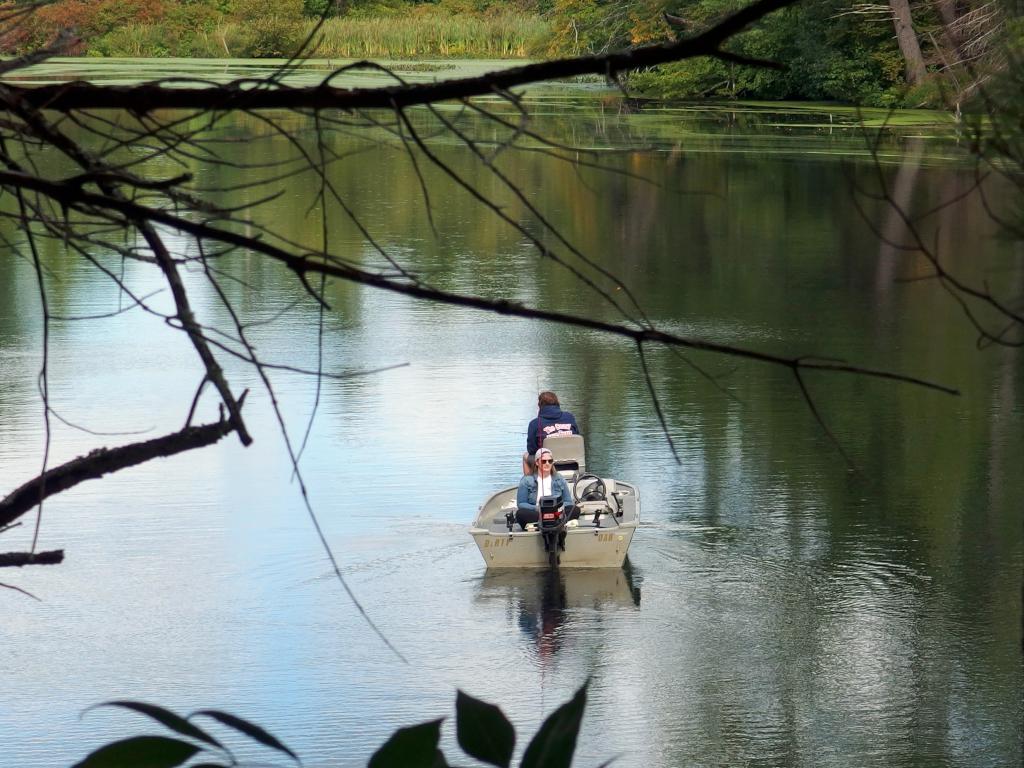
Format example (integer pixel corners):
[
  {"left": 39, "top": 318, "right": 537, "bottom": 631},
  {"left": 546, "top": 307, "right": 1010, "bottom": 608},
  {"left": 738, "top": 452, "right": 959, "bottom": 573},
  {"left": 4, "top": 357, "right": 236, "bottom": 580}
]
[
  {"left": 544, "top": 0, "right": 1005, "bottom": 106},
  {"left": 627, "top": 1, "right": 907, "bottom": 105}
]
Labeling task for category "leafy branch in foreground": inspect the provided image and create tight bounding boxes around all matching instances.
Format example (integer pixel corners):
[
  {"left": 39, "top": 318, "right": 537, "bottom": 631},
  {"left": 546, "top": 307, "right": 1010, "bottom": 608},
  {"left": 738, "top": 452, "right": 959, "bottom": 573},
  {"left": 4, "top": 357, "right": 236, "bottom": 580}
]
[
  {"left": 71, "top": 700, "right": 296, "bottom": 768},
  {"left": 70, "top": 683, "right": 593, "bottom": 768}
]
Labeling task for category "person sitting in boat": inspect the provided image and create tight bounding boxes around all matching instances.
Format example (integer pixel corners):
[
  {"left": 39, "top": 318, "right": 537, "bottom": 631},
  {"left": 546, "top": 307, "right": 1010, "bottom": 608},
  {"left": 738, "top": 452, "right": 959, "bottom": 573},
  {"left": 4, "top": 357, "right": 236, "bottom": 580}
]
[
  {"left": 526, "top": 391, "right": 580, "bottom": 457},
  {"left": 516, "top": 447, "right": 577, "bottom": 530}
]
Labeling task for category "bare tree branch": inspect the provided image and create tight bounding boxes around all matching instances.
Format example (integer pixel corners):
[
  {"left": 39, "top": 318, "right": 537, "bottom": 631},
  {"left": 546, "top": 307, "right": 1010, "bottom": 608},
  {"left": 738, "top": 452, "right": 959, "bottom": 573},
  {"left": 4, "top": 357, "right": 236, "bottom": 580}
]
[
  {"left": 0, "top": 410, "right": 242, "bottom": 530},
  {"left": 0, "top": 549, "right": 64, "bottom": 567}
]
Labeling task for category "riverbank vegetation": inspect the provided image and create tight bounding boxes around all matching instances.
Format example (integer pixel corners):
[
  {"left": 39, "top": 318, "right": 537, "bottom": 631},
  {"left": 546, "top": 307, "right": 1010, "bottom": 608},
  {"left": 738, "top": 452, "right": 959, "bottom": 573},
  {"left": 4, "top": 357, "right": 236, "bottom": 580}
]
[
  {"left": 0, "top": 0, "right": 553, "bottom": 60},
  {"left": 0, "top": 0, "right": 1016, "bottom": 108}
]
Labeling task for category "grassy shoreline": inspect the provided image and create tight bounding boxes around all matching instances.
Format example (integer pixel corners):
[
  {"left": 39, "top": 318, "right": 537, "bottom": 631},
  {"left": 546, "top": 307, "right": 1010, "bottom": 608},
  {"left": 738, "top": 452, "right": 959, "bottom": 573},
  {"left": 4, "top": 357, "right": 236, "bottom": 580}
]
[{"left": 87, "top": 13, "right": 553, "bottom": 59}]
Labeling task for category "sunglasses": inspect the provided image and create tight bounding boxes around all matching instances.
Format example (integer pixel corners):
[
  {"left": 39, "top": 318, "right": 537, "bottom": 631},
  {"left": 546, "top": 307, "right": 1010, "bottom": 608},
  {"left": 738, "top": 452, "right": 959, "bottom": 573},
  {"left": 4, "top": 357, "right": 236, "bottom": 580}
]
[{"left": 539, "top": 459, "right": 554, "bottom": 464}]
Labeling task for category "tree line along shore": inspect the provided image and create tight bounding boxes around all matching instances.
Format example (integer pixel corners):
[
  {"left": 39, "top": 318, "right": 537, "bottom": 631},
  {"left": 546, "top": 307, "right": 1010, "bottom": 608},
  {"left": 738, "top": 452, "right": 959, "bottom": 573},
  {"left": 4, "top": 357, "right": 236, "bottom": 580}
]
[{"left": 0, "top": 0, "right": 1016, "bottom": 109}]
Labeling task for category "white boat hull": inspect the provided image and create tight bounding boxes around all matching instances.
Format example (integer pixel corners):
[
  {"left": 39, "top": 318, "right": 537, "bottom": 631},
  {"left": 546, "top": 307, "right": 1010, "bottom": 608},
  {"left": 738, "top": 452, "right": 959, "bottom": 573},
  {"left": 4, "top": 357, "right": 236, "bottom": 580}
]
[{"left": 470, "top": 524, "right": 636, "bottom": 568}]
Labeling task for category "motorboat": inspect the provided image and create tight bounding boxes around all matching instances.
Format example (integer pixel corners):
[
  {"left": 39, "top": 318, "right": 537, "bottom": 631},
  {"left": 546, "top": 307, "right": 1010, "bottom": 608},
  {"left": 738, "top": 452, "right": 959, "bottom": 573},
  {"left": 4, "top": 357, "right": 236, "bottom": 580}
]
[{"left": 470, "top": 436, "right": 640, "bottom": 568}]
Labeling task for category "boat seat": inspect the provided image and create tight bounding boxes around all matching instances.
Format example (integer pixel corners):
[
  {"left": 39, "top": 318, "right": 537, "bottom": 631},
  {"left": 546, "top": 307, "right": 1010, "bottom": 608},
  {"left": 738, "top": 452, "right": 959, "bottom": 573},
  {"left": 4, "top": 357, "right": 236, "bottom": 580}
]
[
  {"left": 555, "top": 462, "right": 579, "bottom": 478},
  {"left": 558, "top": 468, "right": 580, "bottom": 483},
  {"left": 544, "top": 435, "right": 586, "bottom": 474}
]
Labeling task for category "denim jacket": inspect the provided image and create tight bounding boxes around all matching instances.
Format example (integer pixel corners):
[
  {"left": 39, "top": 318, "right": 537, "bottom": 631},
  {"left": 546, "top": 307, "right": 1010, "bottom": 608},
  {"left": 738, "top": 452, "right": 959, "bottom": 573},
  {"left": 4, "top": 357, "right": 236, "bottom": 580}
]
[{"left": 517, "top": 473, "right": 573, "bottom": 512}]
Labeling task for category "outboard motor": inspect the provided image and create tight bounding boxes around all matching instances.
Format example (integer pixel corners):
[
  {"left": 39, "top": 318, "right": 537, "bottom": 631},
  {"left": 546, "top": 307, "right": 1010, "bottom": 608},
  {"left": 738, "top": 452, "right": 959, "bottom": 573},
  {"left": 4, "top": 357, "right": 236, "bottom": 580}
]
[{"left": 538, "top": 495, "right": 567, "bottom": 567}]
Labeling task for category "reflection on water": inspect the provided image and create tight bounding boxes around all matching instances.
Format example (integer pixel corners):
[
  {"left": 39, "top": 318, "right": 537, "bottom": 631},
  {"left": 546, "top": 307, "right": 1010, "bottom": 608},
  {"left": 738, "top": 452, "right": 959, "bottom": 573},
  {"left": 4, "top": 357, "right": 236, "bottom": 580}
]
[
  {"left": 476, "top": 565, "right": 641, "bottom": 668},
  {"left": 0, "top": 83, "right": 1021, "bottom": 768}
]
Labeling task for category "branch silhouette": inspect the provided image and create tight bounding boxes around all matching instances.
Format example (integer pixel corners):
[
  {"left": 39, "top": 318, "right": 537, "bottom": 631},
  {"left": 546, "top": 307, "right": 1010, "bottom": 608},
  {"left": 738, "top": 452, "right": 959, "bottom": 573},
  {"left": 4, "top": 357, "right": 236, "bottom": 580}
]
[{"left": 0, "top": 412, "right": 241, "bottom": 530}]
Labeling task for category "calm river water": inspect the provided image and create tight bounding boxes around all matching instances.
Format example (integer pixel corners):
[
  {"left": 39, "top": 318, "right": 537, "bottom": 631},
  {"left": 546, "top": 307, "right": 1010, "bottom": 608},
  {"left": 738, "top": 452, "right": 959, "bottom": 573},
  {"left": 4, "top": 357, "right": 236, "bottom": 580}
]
[{"left": 0, "top": 61, "right": 1021, "bottom": 767}]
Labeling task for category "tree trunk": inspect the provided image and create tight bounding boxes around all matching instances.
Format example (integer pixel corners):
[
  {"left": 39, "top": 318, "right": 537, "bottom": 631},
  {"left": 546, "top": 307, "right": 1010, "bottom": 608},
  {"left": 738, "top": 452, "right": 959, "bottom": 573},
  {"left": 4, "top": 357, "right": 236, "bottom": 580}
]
[
  {"left": 889, "top": 0, "right": 927, "bottom": 85},
  {"left": 935, "top": 0, "right": 965, "bottom": 64},
  {"left": 935, "top": 0, "right": 961, "bottom": 40}
]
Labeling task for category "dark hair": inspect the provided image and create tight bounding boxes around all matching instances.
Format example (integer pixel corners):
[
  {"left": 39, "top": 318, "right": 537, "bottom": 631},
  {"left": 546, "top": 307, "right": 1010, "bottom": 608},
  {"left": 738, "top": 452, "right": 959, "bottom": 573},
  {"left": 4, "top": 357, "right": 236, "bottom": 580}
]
[{"left": 538, "top": 391, "right": 560, "bottom": 407}]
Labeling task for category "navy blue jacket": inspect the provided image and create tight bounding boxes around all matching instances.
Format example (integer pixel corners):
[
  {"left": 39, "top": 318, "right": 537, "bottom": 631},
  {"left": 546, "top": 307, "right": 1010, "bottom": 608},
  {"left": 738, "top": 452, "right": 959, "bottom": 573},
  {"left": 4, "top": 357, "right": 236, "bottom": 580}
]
[{"left": 527, "top": 405, "right": 580, "bottom": 455}]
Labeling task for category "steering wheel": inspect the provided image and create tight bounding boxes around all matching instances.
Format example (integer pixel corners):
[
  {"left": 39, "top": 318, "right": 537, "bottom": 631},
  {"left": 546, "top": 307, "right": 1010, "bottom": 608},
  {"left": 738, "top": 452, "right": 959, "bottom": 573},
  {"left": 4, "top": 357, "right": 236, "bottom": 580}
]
[{"left": 573, "top": 473, "right": 606, "bottom": 504}]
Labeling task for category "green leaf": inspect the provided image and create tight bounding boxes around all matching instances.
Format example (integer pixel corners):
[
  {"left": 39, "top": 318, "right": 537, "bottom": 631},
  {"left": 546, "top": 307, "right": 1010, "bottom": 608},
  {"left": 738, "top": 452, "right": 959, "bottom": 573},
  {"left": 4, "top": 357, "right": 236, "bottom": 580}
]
[
  {"left": 87, "top": 701, "right": 225, "bottom": 752},
  {"left": 455, "top": 690, "right": 515, "bottom": 768},
  {"left": 519, "top": 682, "right": 588, "bottom": 768},
  {"left": 368, "top": 718, "right": 446, "bottom": 768},
  {"left": 72, "top": 735, "right": 201, "bottom": 768},
  {"left": 190, "top": 709, "right": 298, "bottom": 762}
]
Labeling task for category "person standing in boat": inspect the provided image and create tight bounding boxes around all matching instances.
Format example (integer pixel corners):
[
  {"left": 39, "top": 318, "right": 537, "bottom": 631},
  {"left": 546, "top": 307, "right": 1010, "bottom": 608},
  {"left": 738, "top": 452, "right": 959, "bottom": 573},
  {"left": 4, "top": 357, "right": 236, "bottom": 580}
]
[
  {"left": 516, "top": 447, "right": 576, "bottom": 531},
  {"left": 526, "top": 391, "right": 580, "bottom": 456}
]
